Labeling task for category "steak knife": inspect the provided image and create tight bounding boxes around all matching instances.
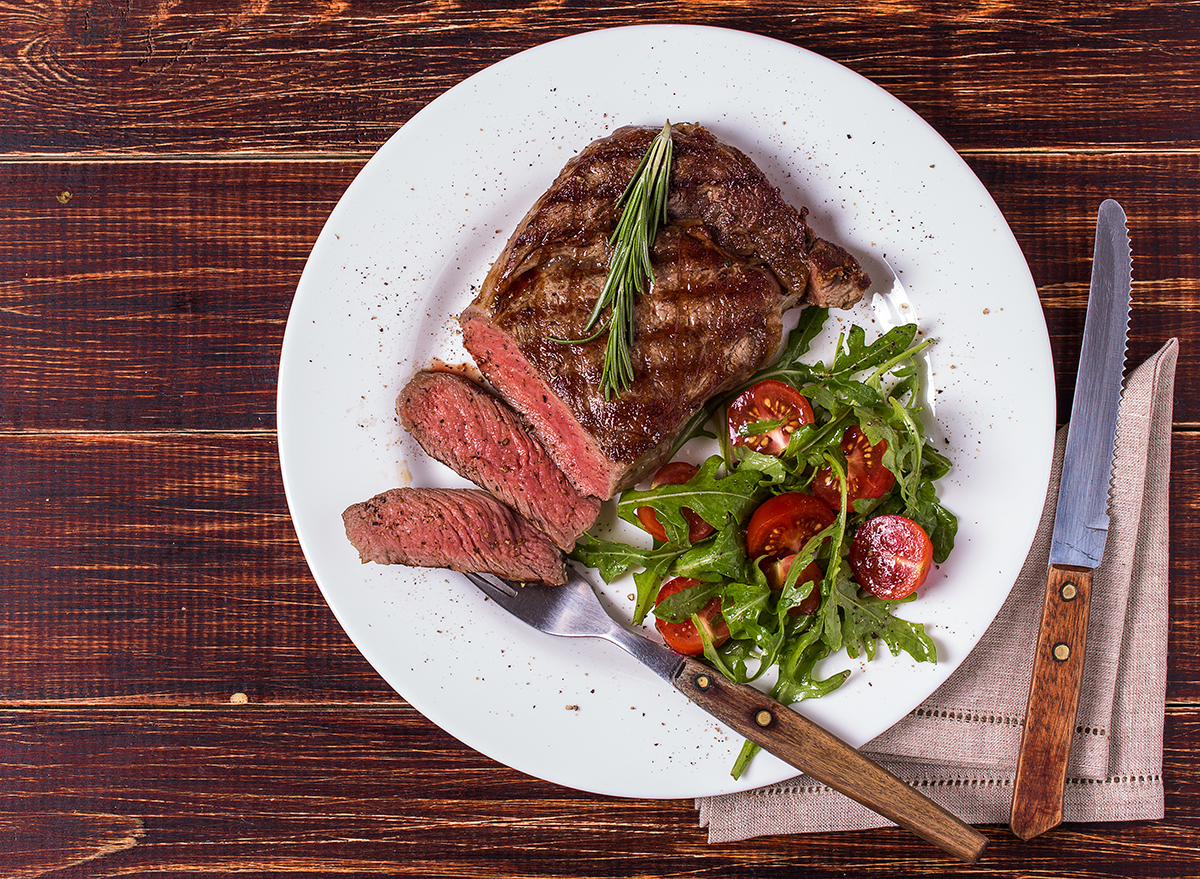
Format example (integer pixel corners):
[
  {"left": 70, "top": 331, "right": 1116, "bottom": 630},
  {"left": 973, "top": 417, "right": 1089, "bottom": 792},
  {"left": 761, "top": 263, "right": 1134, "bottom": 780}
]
[{"left": 1009, "top": 199, "right": 1132, "bottom": 840}]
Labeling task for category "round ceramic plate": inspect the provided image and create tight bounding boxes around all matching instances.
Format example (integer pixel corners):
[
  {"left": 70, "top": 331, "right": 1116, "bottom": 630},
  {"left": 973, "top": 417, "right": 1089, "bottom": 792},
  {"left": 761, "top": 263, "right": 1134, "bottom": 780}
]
[{"left": 277, "top": 25, "right": 1055, "bottom": 799}]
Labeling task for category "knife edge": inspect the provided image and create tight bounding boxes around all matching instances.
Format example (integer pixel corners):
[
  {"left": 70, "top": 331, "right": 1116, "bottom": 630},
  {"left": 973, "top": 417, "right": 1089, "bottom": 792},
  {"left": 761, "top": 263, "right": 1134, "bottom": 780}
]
[{"left": 1047, "top": 199, "right": 1131, "bottom": 570}]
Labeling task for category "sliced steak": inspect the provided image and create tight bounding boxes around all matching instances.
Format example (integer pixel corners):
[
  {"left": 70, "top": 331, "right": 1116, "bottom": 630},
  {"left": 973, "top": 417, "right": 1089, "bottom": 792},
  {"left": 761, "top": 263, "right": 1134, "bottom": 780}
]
[
  {"left": 343, "top": 487, "right": 566, "bottom": 585},
  {"left": 397, "top": 370, "right": 601, "bottom": 550},
  {"left": 460, "top": 123, "right": 871, "bottom": 499}
]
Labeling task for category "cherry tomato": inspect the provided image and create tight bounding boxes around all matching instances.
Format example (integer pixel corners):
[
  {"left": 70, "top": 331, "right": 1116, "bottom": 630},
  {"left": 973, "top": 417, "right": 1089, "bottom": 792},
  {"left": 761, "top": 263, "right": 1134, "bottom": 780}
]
[
  {"left": 763, "top": 554, "right": 823, "bottom": 615},
  {"left": 746, "top": 492, "right": 836, "bottom": 561},
  {"left": 849, "top": 514, "right": 933, "bottom": 600},
  {"left": 745, "top": 493, "right": 835, "bottom": 613},
  {"left": 654, "top": 576, "right": 731, "bottom": 656},
  {"left": 726, "top": 380, "right": 815, "bottom": 457},
  {"left": 812, "top": 425, "right": 896, "bottom": 510},
  {"left": 634, "top": 461, "right": 715, "bottom": 544}
]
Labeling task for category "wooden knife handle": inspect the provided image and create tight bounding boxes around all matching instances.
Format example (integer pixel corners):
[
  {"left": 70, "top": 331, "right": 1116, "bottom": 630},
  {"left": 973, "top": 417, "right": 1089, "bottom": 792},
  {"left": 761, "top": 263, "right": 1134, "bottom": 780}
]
[
  {"left": 1009, "top": 564, "right": 1093, "bottom": 840},
  {"left": 672, "top": 656, "right": 988, "bottom": 863}
]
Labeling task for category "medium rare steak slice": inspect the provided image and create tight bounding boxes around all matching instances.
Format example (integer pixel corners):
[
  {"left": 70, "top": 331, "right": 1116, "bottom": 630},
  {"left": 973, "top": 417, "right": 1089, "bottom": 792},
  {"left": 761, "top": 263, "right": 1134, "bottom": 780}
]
[
  {"left": 397, "top": 370, "right": 601, "bottom": 551},
  {"left": 462, "top": 224, "right": 786, "bottom": 499},
  {"left": 460, "top": 123, "right": 871, "bottom": 499},
  {"left": 343, "top": 487, "right": 566, "bottom": 585}
]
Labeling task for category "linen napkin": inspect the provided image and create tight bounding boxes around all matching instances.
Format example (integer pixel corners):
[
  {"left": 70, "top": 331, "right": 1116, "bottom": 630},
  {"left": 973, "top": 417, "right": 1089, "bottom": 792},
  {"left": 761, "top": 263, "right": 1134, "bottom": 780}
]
[{"left": 697, "top": 339, "right": 1178, "bottom": 841}]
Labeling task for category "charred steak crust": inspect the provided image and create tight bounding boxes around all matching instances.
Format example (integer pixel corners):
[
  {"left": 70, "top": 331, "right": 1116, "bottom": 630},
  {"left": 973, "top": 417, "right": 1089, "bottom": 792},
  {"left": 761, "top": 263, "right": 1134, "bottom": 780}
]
[
  {"left": 484, "top": 123, "right": 870, "bottom": 310},
  {"left": 462, "top": 224, "right": 786, "bottom": 498},
  {"left": 342, "top": 487, "right": 566, "bottom": 586},
  {"left": 460, "top": 123, "right": 871, "bottom": 500},
  {"left": 397, "top": 370, "right": 601, "bottom": 551}
]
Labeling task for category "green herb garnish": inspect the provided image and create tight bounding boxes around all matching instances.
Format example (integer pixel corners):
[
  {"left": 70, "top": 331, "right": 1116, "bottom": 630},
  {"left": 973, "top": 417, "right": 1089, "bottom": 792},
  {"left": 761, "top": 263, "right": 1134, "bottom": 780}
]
[
  {"left": 554, "top": 121, "right": 674, "bottom": 399},
  {"left": 570, "top": 309, "right": 956, "bottom": 778}
]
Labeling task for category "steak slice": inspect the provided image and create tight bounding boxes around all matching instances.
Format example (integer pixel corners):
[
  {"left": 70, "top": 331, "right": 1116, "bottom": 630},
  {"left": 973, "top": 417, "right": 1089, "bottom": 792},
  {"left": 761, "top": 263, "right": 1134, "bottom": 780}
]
[
  {"left": 397, "top": 370, "right": 601, "bottom": 550},
  {"left": 460, "top": 123, "right": 871, "bottom": 499},
  {"left": 342, "top": 487, "right": 566, "bottom": 585}
]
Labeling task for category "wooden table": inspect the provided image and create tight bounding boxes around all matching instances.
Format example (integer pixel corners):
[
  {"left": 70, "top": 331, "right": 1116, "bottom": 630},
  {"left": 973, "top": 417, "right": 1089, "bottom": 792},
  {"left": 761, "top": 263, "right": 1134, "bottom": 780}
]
[{"left": 3, "top": 4, "right": 1196, "bottom": 876}]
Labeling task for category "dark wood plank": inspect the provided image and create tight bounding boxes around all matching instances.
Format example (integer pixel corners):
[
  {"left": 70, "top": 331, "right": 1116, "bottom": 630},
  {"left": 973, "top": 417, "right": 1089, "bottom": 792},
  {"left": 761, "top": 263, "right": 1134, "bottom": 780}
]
[
  {"left": 966, "top": 152, "right": 1200, "bottom": 418},
  {"left": 2, "top": 2, "right": 1198, "bottom": 154},
  {"left": 0, "top": 432, "right": 394, "bottom": 704},
  {"left": 0, "top": 430, "right": 1196, "bottom": 703},
  {"left": 0, "top": 811, "right": 141, "bottom": 878},
  {"left": 0, "top": 704, "right": 1196, "bottom": 877},
  {"left": 0, "top": 159, "right": 361, "bottom": 430},
  {"left": 2, "top": 5, "right": 1193, "bottom": 875},
  {"left": 968, "top": 152, "right": 1200, "bottom": 286},
  {"left": 2, "top": 153, "right": 1198, "bottom": 430}
]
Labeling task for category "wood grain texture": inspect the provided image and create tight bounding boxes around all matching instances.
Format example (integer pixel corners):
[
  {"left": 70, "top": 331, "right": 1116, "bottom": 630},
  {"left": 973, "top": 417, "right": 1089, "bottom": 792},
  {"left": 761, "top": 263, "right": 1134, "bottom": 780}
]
[
  {"left": 0, "top": 705, "right": 1197, "bottom": 878},
  {"left": 0, "top": 432, "right": 394, "bottom": 704},
  {"left": 2, "top": 2, "right": 1197, "bottom": 874},
  {"left": 2, "top": 1, "right": 1198, "bottom": 154},
  {"left": 0, "top": 159, "right": 361, "bottom": 430},
  {"left": 1, "top": 153, "right": 1198, "bottom": 429},
  {"left": 1010, "top": 565, "right": 1093, "bottom": 840},
  {"left": 0, "top": 812, "right": 142, "bottom": 879},
  {"left": 674, "top": 656, "right": 988, "bottom": 862},
  {"left": 0, "top": 430, "right": 1196, "bottom": 704}
]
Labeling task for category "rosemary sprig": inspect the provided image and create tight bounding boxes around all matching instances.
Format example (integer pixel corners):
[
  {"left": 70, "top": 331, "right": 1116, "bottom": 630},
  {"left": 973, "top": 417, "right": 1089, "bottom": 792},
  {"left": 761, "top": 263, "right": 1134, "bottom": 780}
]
[{"left": 555, "top": 121, "right": 674, "bottom": 399}]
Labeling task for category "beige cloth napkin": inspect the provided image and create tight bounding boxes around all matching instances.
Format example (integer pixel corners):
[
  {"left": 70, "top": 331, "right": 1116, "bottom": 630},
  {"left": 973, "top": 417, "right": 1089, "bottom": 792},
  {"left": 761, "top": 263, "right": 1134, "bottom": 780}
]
[{"left": 697, "top": 339, "right": 1178, "bottom": 841}]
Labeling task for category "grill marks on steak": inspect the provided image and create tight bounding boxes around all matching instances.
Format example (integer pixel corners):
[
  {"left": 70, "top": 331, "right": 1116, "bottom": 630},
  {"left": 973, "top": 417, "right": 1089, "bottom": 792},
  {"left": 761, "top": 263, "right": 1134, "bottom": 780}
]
[
  {"left": 665, "top": 129, "right": 871, "bottom": 309},
  {"left": 397, "top": 370, "right": 601, "bottom": 551},
  {"left": 344, "top": 122, "right": 872, "bottom": 583},
  {"left": 463, "top": 224, "right": 786, "bottom": 498},
  {"left": 461, "top": 123, "right": 871, "bottom": 499},
  {"left": 342, "top": 487, "right": 566, "bottom": 585},
  {"left": 483, "top": 123, "right": 870, "bottom": 313}
]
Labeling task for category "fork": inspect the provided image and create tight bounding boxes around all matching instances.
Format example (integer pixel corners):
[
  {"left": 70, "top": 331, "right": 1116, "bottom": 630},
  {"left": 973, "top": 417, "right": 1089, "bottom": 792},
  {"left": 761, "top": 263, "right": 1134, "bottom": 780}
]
[{"left": 464, "top": 566, "right": 988, "bottom": 863}]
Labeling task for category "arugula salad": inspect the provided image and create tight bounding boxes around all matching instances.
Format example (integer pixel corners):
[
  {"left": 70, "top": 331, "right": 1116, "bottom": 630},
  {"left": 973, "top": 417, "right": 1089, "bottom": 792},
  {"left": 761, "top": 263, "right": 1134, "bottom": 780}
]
[{"left": 570, "top": 307, "right": 957, "bottom": 777}]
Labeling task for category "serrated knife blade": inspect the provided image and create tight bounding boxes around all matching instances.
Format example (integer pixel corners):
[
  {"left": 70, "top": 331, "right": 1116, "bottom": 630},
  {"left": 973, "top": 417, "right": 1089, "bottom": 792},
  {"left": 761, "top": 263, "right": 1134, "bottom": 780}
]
[{"left": 1009, "top": 198, "right": 1132, "bottom": 840}]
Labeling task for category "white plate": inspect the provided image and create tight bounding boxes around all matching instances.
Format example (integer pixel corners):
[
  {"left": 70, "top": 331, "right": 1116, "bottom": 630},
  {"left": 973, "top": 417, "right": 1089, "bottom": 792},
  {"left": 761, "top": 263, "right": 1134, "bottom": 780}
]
[{"left": 277, "top": 25, "right": 1054, "bottom": 799}]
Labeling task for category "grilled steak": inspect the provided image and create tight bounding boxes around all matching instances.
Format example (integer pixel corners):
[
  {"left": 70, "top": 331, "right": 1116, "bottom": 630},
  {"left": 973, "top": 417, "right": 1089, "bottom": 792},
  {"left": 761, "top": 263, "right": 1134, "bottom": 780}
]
[
  {"left": 397, "top": 370, "right": 601, "bottom": 550},
  {"left": 460, "top": 123, "right": 871, "bottom": 499},
  {"left": 342, "top": 487, "right": 566, "bottom": 585}
]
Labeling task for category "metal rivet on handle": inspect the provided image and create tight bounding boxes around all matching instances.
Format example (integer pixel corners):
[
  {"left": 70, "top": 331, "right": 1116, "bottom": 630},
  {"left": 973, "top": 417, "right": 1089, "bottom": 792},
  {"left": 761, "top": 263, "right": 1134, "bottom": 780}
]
[
  {"left": 1061, "top": 582, "right": 1078, "bottom": 601},
  {"left": 695, "top": 674, "right": 711, "bottom": 691},
  {"left": 1053, "top": 643, "right": 1071, "bottom": 661},
  {"left": 755, "top": 710, "right": 774, "bottom": 728}
]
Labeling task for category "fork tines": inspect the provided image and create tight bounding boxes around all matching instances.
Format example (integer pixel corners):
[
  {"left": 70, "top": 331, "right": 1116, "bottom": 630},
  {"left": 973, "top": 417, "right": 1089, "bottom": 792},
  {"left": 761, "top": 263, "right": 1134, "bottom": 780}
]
[{"left": 462, "top": 570, "right": 519, "bottom": 599}]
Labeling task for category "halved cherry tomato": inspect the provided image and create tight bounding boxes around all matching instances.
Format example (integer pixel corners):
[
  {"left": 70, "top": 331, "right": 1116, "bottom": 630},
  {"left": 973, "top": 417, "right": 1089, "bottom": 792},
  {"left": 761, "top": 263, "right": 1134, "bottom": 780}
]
[
  {"left": 745, "top": 493, "right": 836, "bottom": 614},
  {"left": 634, "top": 461, "right": 715, "bottom": 544},
  {"left": 849, "top": 514, "right": 933, "bottom": 600},
  {"left": 746, "top": 492, "right": 836, "bottom": 561},
  {"left": 654, "top": 576, "right": 731, "bottom": 656},
  {"left": 763, "top": 554, "right": 823, "bottom": 615},
  {"left": 727, "top": 380, "right": 815, "bottom": 457},
  {"left": 812, "top": 425, "right": 896, "bottom": 510}
]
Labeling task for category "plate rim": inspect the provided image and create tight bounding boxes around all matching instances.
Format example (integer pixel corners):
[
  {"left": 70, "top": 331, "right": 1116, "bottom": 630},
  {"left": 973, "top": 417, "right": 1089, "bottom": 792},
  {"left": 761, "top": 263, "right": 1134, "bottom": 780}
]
[{"left": 276, "top": 23, "right": 1056, "bottom": 799}]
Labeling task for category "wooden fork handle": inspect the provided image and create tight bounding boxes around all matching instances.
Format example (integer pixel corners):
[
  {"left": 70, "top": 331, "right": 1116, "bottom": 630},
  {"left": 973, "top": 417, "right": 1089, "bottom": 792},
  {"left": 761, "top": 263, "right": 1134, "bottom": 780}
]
[{"left": 673, "top": 656, "right": 988, "bottom": 863}]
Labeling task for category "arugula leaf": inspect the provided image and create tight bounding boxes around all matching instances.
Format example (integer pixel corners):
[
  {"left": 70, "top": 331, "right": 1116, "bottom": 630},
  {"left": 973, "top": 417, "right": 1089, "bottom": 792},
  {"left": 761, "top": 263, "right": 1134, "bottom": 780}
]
[
  {"left": 854, "top": 596, "right": 938, "bottom": 663},
  {"left": 652, "top": 578, "right": 724, "bottom": 623},
  {"left": 616, "top": 455, "right": 764, "bottom": 544},
  {"left": 573, "top": 312, "right": 957, "bottom": 778},
  {"left": 569, "top": 534, "right": 677, "bottom": 623},
  {"left": 778, "top": 307, "right": 830, "bottom": 364},
  {"left": 730, "top": 448, "right": 790, "bottom": 483},
  {"left": 720, "top": 577, "right": 773, "bottom": 637},
  {"left": 569, "top": 532, "right": 672, "bottom": 584},
  {"left": 630, "top": 566, "right": 671, "bottom": 625},
  {"left": 674, "top": 524, "right": 748, "bottom": 581}
]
